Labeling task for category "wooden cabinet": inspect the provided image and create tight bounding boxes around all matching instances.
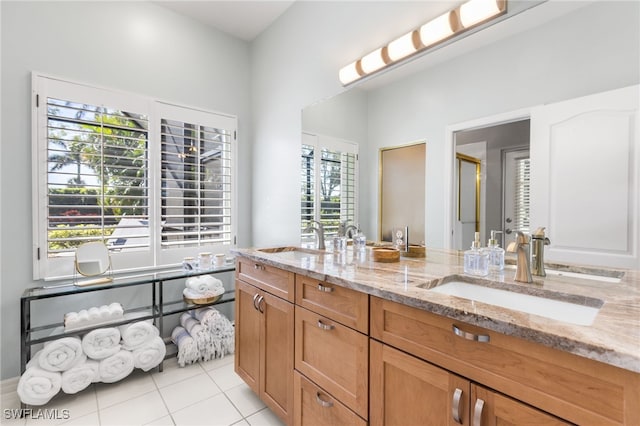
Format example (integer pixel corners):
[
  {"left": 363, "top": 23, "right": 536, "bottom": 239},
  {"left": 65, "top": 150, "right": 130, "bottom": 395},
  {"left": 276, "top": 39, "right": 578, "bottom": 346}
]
[
  {"left": 293, "top": 371, "right": 366, "bottom": 426},
  {"left": 371, "top": 296, "right": 640, "bottom": 425},
  {"left": 370, "top": 340, "right": 568, "bottom": 426},
  {"left": 235, "top": 268, "right": 294, "bottom": 424}
]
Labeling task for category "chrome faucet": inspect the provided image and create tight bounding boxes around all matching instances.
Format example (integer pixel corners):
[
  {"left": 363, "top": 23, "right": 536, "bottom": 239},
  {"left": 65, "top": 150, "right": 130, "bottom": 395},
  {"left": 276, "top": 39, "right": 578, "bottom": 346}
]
[
  {"left": 531, "top": 227, "right": 551, "bottom": 277},
  {"left": 304, "top": 220, "right": 326, "bottom": 250},
  {"left": 338, "top": 220, "right": 359, "bottom": 239},
  {"left": 506, "top": 231, "right": 533, "bottom": 283}
]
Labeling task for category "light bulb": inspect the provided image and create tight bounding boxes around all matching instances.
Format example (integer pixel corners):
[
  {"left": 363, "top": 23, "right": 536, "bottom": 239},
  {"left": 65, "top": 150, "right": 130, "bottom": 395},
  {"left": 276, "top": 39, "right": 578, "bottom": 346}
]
[
  {"left": 360, "top": 48, "right": 387, "bottom": 74},
  {"left": 459, "top": 0, "right": 502, "bottom": 28},
  {"left": 420, "top": 11, "right": 455, "bottom": 47},
  {"left": 339, "top": 61, "right": 362, "bottom": 85},
  {"left": 387, "top": 31, "right": 417, "bottom": 62}
]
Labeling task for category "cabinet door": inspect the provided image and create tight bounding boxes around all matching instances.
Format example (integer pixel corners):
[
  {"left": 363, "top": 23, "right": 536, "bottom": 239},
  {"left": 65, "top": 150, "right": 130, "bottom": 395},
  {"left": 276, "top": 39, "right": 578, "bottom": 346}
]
[
  {"left": 370, "top": 340, "right": 470, "bottom": 426},
  {"left": 260, "top": 290, "right": 294, "bottom": 424},
  {"left": 235, "top": 279, "right": 261, "bottom": 394},
  {"left": 471, "top": 385, "right": 570, "bottom": 426},
  {"left": 294, "top": 371, "right": 366, "bottom": 426}
]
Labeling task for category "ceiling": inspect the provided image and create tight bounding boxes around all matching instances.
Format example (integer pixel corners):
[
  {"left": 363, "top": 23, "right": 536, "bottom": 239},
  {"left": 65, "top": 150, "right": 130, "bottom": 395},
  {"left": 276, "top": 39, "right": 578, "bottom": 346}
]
[{"left": 155, "top": 1, "right": 296, "bottom": 41}]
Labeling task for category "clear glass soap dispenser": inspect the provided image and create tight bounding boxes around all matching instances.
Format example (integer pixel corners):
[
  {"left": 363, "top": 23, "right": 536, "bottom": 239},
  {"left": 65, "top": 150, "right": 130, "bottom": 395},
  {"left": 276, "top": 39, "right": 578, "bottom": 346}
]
[
  {"left": 485, "top": 230, "right": 505, "bottom": 272},
  {"left": 464, "top": 232, "right": 489, "bottom": 276}
]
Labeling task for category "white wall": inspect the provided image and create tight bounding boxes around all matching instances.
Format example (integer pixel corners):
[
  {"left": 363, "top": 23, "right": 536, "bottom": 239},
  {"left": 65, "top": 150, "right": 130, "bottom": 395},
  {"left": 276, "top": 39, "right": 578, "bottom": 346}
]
[
  {"left": 251, "top": 0, "right": 639, "bottom": 250},
  {"left": 0, "top": 1, "right": 251, "bottom": 379}
]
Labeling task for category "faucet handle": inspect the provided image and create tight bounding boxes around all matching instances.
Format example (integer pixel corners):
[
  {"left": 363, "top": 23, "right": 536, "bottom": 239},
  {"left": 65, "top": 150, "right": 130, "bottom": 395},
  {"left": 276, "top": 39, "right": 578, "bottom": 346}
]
[{"left": 513, "top": 231, "right": 529, "bottom": 244}]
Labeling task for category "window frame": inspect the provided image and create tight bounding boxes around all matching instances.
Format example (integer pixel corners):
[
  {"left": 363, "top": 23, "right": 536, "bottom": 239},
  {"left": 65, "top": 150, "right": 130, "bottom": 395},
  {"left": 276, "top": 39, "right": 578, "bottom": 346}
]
[{"left": 32, "top": 73, "right": 237, "bottom": 280}]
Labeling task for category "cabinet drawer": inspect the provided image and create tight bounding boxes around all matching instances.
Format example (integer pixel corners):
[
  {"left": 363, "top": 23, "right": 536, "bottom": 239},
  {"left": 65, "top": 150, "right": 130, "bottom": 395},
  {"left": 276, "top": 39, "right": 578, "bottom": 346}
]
[
  {"left": 370, "top": 296, "right": 639, "bottom": 425},
  {"left": 295, "top": 275, "right": 368, "bottom": 333},
  {"left": 294, "top": 371, "right": 367, "bottom": 426},
  {"left": 236, "top": 257, "right": 295, "bottom": 302},
  {"left": 295, "top": 306, "right": 368, "bottom": 419}
]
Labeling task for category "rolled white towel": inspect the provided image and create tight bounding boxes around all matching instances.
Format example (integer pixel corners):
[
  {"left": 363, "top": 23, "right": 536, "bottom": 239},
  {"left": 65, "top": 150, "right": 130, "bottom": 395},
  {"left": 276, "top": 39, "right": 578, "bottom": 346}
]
[
  {"left": 171, "top": 326, "right": 199, "bottom": 367},
  {"left": 119, "top": 321, "right": 159, "bottom": 350},
  {"left": 185, "top": 275, "right": 224, "bottom": 295},
  {"left": 17, "top": 367, "right": 62, "bottom": 406},
  {"left": 38, "top": 337, "right": 86, "bottom": 372},
  {"left": 132, "top": 336, "right": 166, "bottom": 372},
  {"left": 82, "top": 328, "right": 121, "bottom": 360},
  {"left": 61, "top": 360, "right": 99, "bottom": 394},
  {"left": 99, "top": 350, "right": 134, "bottom": 383}
]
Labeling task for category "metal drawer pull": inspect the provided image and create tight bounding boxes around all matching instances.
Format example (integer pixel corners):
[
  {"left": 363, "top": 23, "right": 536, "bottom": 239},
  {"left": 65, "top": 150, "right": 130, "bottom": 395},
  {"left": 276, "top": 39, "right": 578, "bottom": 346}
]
[
  {"left": 254, "top": 263, "right": 265, "bottom": 270},
  {"left": 473, "top": 398, "right": 485, "bottom": 426},
  {"left": 316, "top": 392, "right": 334, "bottom": 408},
  {"left": 317, "top": 320, "right": 334, "bottom": 331},
  {"left": 317, "top": 283, "right": 334, "bottom": 293},
  {"left": 257, "top": 295, "right": 265, "bottom": 314},
  {"left": 452, "top": 324, "right": 490, "bottom": 343},
  {"left": 252, "top": 293, "right": 260, "bottom": 311},
  {"left": 452, "top": 388, "right": 463, "bottom": 424}
]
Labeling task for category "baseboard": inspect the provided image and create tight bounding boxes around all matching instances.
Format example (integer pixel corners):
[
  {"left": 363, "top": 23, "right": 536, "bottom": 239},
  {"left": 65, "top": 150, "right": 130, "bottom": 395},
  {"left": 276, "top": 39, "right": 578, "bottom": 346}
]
[{"left": 1, "top": 376, "right": 19, "bottom": 395}]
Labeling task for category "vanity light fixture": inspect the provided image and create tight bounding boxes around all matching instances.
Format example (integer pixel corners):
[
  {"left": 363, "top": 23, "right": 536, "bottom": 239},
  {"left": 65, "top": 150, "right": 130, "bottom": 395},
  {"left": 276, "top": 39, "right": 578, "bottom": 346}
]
[{"left": 338, "top": 0, "right": 506, "bottom": 85}]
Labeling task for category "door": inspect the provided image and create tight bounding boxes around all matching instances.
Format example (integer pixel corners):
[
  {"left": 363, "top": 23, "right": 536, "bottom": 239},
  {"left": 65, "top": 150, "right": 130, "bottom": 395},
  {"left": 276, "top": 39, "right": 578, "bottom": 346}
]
[
  {"left": 235, "top": 280, "right": 261, "bottom": 393},
  {"left": 370, "top": 340, "right": 470, "bottom": 426},
  {"left": 530, "top": 85, "right": 639, "bottom": 269},
  {"left": 471, "top": 385, "right": 569, "bottom": 426},
  {"left": 502, "top": 149, "right": 530, "bottom": 248}
]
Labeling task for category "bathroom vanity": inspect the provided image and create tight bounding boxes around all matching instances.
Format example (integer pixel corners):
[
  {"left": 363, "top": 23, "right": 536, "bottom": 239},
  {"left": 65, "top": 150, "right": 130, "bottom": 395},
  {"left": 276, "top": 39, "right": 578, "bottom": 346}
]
[{"left": 233, "top": 247, "right": 640, "bottom": 425}]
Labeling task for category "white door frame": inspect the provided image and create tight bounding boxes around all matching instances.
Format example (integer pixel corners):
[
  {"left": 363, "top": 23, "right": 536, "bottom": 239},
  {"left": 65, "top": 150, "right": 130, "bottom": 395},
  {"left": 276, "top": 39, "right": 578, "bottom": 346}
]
[{"left": 444, "top": 107, "right": 532, "bottom": 249}]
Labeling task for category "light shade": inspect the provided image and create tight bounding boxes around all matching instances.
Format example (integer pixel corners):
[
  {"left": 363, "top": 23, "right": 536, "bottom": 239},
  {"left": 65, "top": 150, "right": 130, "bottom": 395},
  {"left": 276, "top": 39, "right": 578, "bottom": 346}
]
[
  {"left": 419, "top": 11, "right": 455, "bottom": 47},
  {"left": 339, "top": 61, "right": 362, "bottom": 85},
  {"left": 360, "top": 48, "right": 387, "bottom": 74},
  {"left": 459, "top": 0, "right": 503, "bottom": 28},
  {"left": 387, "top": 31, "right": 418, "bottom": 62}
]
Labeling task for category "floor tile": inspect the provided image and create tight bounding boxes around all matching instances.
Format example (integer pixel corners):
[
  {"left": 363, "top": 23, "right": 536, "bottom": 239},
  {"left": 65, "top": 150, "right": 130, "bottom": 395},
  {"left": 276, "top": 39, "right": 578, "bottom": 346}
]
[
  {"left": 245, "top": 407, "right": 286, "bottom": 426},
  {"left": 144, "top": 414, "right": 176, "bottom": 425},
  {"left": 171, "top": 393, "right": 242, "bottom": 426},
  {"left": 96, "top": 369, "right": 156, "bottom": 409},
  {"left": 199, "top": 354, "right": 234, "bottom": 372},
  {"left": 207, "top": 363, "right": 244, "bottom": 391},
  {"left": 224, "top": 383, "right": 265, "bottom": 417},
  {"left": 231, "top": 421, "right": 250, "bottom": 426},
  {"left": 159, "top": 373, "right": 221, "bottom": 413},
  {"left": 26, "top": 388, "right": 98, "bottom": 426},
  {"left": 151, "top": 358, "right": 204, "bottom": 389},
  {"left": 61, "top": 411, "right": 100, "bottom": 426},
  {"left": 99, "top": 391, "right": 168, "bottom": 426}
]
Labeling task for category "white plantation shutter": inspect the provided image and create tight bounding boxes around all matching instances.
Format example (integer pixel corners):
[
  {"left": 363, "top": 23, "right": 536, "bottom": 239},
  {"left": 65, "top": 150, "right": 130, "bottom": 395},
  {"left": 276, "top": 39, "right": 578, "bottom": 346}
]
[
  {"left": 159, "top": 104, "right": 235, "bottom": 251},
  {"left": 33, "top": 75, "right": 236, "bottom": 279},
  {"left": 513, "top": 157, "right": 531, "bottom": 234}
]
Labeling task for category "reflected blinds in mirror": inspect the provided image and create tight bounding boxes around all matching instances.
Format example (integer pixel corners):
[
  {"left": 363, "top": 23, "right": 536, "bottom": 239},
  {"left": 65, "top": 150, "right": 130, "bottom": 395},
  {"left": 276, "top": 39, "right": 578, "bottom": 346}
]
[
  {"left": 300, "top": 134, "right": 358, "bottom": 241},
  {"left": 160, "top": 110, "right": 233, "bottom": 249},
  {"left": 46, "top": 97, "right": 149, "bottom": 257},
  {"left": 514, "top": 157, "right": 531, "bottom": 234}
]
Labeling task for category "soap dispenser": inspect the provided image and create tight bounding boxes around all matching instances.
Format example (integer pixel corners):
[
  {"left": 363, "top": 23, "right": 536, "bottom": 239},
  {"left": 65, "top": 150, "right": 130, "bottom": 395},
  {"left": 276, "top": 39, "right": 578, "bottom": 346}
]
[
  {"left": 464, "top": 232, "right": 489, "bottom": 276},
  {"left": 485, "top": 230, "right": 505, "bottom": 272}
]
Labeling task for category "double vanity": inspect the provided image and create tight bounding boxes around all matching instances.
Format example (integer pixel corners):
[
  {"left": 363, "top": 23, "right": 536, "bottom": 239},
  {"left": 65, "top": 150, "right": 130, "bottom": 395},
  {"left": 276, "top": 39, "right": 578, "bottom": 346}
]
[{"left": 233, "top": 246, "right": 639, "bottom": 425}]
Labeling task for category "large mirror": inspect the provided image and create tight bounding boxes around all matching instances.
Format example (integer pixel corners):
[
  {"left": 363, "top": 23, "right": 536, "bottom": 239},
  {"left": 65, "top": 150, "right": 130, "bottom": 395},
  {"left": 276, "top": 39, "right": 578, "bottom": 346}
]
[{"left": 301, "top": 1, "right": 638, "bottom": 268}]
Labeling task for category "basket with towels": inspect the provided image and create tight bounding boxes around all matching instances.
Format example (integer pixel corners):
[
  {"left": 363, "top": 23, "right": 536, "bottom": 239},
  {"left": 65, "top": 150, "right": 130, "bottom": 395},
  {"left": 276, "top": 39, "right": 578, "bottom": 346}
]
[{"left": 182, "top": 275, "right": 225, "bottom": 304}]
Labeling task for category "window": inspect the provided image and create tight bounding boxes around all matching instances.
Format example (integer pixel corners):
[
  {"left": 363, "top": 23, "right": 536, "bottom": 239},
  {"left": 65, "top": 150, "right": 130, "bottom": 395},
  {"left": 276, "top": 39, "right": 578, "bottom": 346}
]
[
  {"left": 300, "top": 133, "right": 358, "bottom": 243},
  {"left": 33, "top": 75, "right": 236, "bottom": 279},
  {"left": 513, "top": 156, "right": 531, "bottom": 234}
]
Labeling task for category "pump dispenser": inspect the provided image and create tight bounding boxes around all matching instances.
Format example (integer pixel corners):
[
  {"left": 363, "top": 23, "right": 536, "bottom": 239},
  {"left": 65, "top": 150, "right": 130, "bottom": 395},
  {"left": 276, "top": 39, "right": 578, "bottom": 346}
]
[
  {"left": 464, "top": 232, "right": 489, "bottom": 276},
  {"left": 485, "top": 230, "right": 505, "bottom": 272}
]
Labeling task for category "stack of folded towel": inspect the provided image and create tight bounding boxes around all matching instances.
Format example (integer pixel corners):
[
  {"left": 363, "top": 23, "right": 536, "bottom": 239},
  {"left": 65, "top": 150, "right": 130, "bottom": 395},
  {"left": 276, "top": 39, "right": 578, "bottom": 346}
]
[
  {"left": 171, "top": 307, "right": 234, "bottom": 367},
  {"left": 18, "top": 321, "right": 165, "bottom": 405},
  {"left": 64, "top": 303, "right": 124, "bottom": 331},
  {"left": 182, "top": 275, "right": 225, "bottom": 302}
]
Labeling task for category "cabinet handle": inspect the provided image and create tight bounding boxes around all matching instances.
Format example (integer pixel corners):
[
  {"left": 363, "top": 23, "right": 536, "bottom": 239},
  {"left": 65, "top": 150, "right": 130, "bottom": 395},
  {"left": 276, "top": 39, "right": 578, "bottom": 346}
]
[
  {"left": 254, "top": 263, "right": 265, "bottom": 270},
  {"left": 452, "top": 388, "right": 464, "bottom": 424},
  {"left": 317, "top": 319, "right": 334, "bottom": 331},
  {"left": 257, "top": 295, "right": 265, "bottom": 313},
  {"left": 252, "top": 293, "right": 260, "bottom": 311},
  {"left": 452, "top": 324, "right": 490, "bottom": 343},
  {"left": 316, "top": 392, "right": 334, "bottom": 408},
  {"left": 473, "top": 398, "right": 485, "bottom": 426},
  {"left": 317, "top": 283, "right": 334, "bottom": 293}
]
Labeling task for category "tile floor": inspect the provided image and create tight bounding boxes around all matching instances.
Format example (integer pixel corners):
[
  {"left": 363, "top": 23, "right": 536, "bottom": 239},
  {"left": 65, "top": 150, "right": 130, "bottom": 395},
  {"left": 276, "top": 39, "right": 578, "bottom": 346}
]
[{"left": 1, "top": 356, "right": 285, "bottom": 426}]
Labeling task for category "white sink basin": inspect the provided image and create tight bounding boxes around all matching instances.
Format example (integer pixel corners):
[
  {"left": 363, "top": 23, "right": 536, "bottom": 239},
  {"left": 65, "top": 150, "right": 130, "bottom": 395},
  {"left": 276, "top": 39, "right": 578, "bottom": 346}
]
[{"left": 430, "top": 281, "right": 602, "bottom": 326}]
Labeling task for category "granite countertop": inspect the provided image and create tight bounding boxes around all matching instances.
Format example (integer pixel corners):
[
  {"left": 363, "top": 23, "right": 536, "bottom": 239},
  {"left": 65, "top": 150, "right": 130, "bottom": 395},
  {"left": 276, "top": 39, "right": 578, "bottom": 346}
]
[{"left": 233, "top": 246, "right": 640, "bottom": 374}]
